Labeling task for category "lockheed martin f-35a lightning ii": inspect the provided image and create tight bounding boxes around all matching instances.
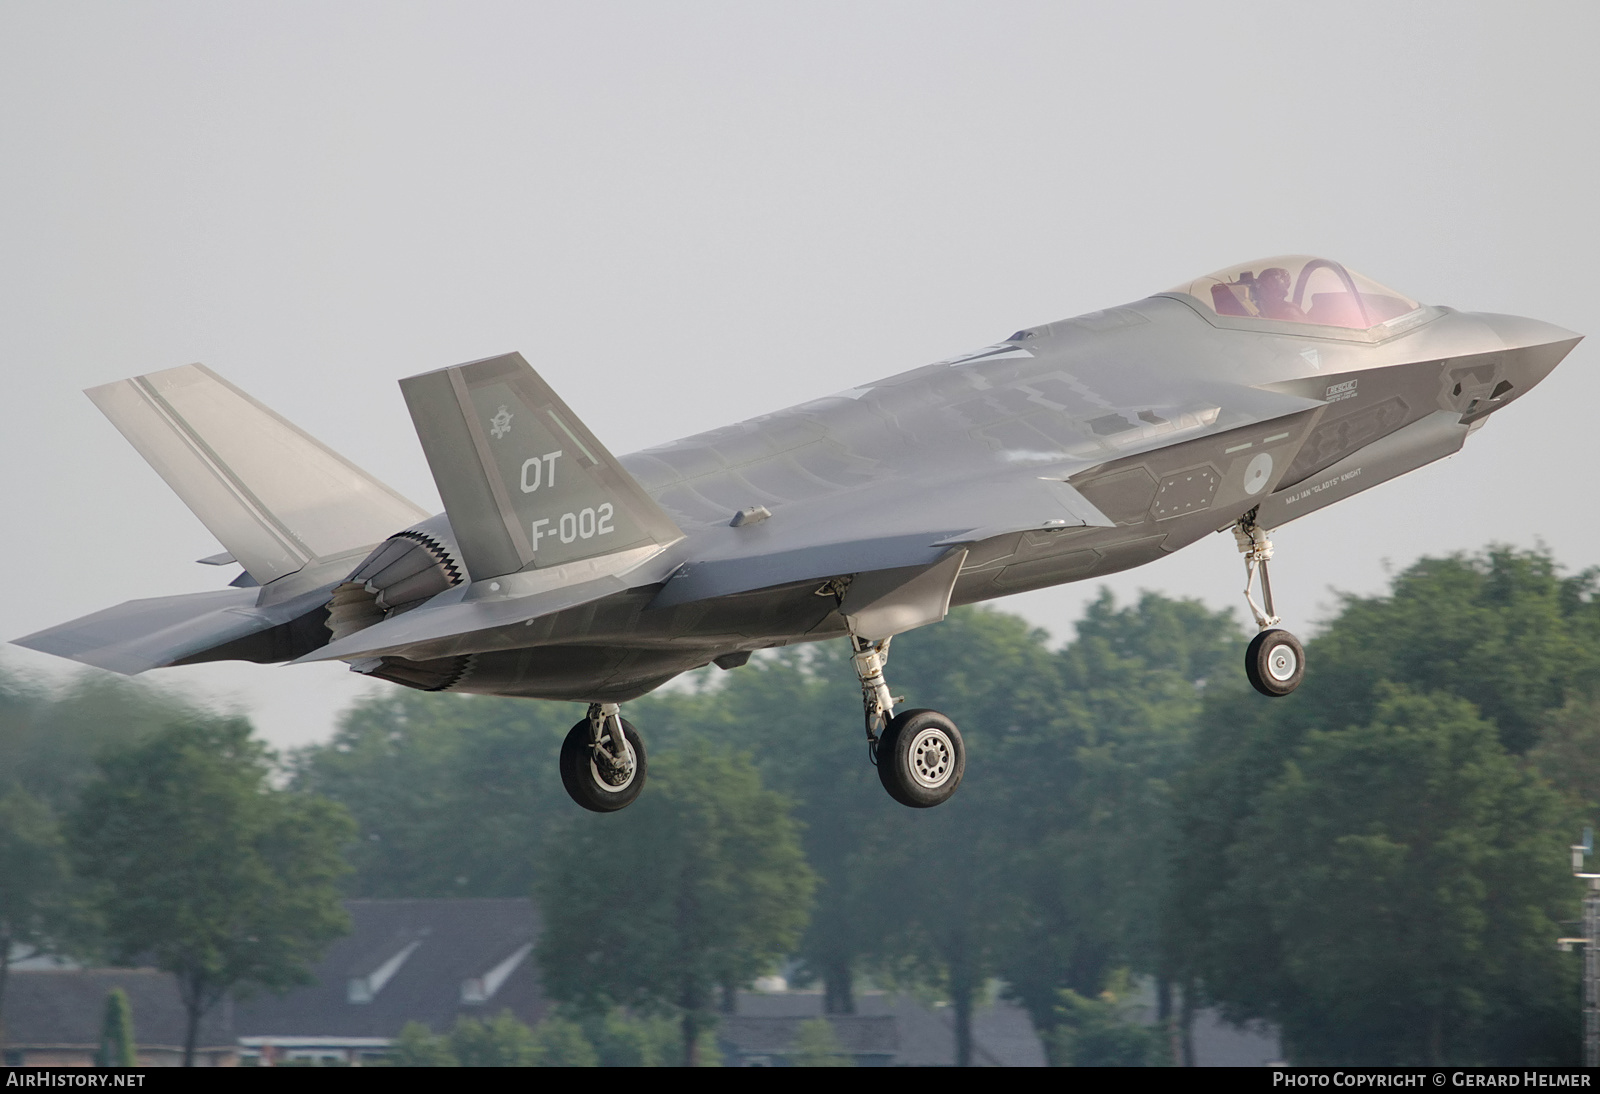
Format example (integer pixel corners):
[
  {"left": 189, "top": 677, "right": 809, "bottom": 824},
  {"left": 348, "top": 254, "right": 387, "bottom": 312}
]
[{"left": 16, "top": 256, "right": 1582, "bottom": 811}]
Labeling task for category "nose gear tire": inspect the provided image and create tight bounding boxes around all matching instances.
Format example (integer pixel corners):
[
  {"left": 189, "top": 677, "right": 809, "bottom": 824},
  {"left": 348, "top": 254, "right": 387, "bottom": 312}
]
[
  {"left": 1246, "top": 629, "right": 1305, "bottom": 697},
  {"left": 560, "top": 717, "right": 647, "bottom": 813},
  {"left": 876, "top": 709, "right": 965, "bottom": 808}
]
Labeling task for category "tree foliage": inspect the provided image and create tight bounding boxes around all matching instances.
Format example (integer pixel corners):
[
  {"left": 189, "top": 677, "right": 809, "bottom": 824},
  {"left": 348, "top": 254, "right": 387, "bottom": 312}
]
[
  {"left": 1239, "top": 688, "right": 1576, "bottom": 1064},
  {"left": 387, "top": 1012, "right": 600, "bottom": 1066},
  {"left": 95, "top": 987, "right": 136, "bottom": 1067},
  {"left": 258, "top": 546, "right": 1600, "bottom": 1066},
  {"left": 389, "top": 1021, "right": 457, "bottom": 1066},
  {"left": 790, "top": 1016, "right": 855, "bottom": 1066},
  {"left": 0, "top": 668, "right": 229, "bottom": 1051},
  {"left": 1170, "top": 548, "right": 1595, "bottom": 1065},
  {"left": 290, "top": 691, "right": 577, "bottom": 897},
  {"left": 0, "top": 785, "right": 74, "bottom": 1051},
  {"left": 1051, "top": 971, "right": 1170, "bottom": 1067},
  {"left": 449, "top": 1011, "right": 541, "bottom": 1066},
  {"left": 68, "top": 716, "right": 354, "bottom": 1065},
  {"left": 0, "top": 670, "right": 195, "bottom": 812},
  {"left": 1528, "top": 694, "right": 1600, "bottom": 817},
  {"left": 1293, "top": 549, "right": 1600, "bottom": 752},
  {"left": 293, "top": 597, "right": 1231, "bottom": 1064},
  {"left": 572, "top": 1007, "right": 681, "bottom": 1066},
  {"left": 628, "top": 642, "right": 879, "bottom": 1015},
  {"left": 528, "top": 1014, "right": 600, "bottom": 1066},
  {"left": 1000, "top": 592, "right": 1241, "bottom": 1049},
  {"left": 535, "top": 742, "right": 814, "bottom": 1065}
]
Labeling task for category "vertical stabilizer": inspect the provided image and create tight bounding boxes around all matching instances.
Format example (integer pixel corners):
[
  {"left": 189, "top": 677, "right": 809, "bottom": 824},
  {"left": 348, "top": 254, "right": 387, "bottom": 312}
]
[
  {"left": 87, "top": 365, "right": 429, "bottom": 584},
  {"left": 400, "top": 352, "right": 684, "bottom": 582}
]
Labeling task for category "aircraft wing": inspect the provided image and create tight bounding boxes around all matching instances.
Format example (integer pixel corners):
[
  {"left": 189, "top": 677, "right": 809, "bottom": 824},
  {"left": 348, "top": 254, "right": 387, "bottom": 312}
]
[
  {"left": 292, "top": 469, "right": 1113, "bottom": 663},
  {"left": 649, "top": 472, "right": 1113, "bottom": 609}
]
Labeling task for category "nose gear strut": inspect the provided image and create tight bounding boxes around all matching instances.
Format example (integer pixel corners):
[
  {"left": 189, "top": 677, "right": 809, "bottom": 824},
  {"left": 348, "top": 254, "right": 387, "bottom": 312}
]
[
  {"left": 1233, "top": 509, "right": 1279, "bottom": 631},
  {"left": 1232, "top": 509, "right": 1306, "bottom": 698}
]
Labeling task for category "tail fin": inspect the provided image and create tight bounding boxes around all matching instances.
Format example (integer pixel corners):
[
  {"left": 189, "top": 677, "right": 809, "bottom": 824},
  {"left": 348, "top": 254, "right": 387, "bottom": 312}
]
[
  {"left": 400, "top": 352, "right": 684, "bottom": 582},
  {"left": 87, "top": 365, "right": 429, "bottom": 584}
]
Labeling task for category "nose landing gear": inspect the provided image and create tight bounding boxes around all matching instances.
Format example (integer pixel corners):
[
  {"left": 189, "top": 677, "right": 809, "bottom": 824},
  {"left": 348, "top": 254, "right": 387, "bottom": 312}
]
[
  {"left": 850, "top": 635, "right": 965, "bottom": 807},
  {"left": 1234, "top": 512, "right": 1305, "bottom": 698}
]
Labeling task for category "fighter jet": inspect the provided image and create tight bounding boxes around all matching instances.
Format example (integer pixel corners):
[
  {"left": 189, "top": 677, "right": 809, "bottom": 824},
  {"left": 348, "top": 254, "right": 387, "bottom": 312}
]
[{"left": 15, "top": 255, "right": 1582, "bottom": 811}]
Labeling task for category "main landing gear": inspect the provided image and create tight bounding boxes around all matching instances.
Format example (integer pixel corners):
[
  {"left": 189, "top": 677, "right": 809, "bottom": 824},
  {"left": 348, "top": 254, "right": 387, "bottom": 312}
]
[
  {"left": 1234, "top": 511, "right": 1305, "bottom": 698},
  {"left": 560, "top": 702, "right": 646, "bottom": 812},
  {"left": 851, "top": 635, "right": 966, "bottom": 807}
]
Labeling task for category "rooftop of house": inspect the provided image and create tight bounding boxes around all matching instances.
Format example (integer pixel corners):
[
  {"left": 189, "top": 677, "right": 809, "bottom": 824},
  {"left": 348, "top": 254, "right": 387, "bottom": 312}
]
[
  {"left": 0, "top": 968, "right": 233, "bottom": 1053},
  {"left": 233, "top": 897, "right": 548, "bottom": 1038}
]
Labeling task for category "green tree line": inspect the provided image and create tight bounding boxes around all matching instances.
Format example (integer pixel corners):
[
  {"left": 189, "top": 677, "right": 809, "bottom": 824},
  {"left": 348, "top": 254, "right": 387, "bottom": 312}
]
[
  {"left": 0, "top": 674, "right": 352, "bottom": 1065},
  {"left": 5, "top": 545, "right": 1599, "bottom": 1065}
]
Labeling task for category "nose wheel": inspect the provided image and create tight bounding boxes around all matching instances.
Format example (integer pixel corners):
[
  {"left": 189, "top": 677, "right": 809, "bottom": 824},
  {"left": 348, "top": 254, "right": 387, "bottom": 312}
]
[
  {"left": 1245, "top": 628, "right": 1305, "bottom": 696},
  {"left": 1234, "top": 512, "right": 1305, "bottom": 698}
]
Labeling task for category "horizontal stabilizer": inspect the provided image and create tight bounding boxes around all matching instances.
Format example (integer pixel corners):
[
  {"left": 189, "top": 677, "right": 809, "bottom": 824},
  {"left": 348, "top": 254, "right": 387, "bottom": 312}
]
[
  {"left": 87, "top": 365, "right": 428, "bottom": 584},
  {"left": 401, "top": 353, "right": 684, "bottom": 582},
  {"left": 13, "top": 583, "right": 335, "bottom": 675}
]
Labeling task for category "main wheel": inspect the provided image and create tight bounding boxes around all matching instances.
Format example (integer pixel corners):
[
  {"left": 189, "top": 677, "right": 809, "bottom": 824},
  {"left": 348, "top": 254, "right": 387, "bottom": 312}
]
[
  {"left": 1246, "top": 628, "right": 1305, "bottom": 697},
  {"left": 876, "top": 709, "right": 965, "bottom": 808},
  {"left": 560, "top": 717, "right": 646, "bottom": 813}
]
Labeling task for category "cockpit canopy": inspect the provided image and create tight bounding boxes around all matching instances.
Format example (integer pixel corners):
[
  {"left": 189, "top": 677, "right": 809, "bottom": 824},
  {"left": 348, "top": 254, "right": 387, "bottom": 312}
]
[{"left": 1169, "top": 256, "right": 1420, "bottom": 330}]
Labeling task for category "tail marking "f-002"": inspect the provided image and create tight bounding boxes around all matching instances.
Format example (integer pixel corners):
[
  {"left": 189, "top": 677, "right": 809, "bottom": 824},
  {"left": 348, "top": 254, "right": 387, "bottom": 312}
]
[{"left": 400, "top": 353, "right": 683, "bottom": 583}]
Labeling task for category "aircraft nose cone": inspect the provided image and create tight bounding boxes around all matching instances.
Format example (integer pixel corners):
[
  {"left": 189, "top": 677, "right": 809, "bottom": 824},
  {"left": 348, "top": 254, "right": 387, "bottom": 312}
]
[
  {"left": 1470, "top": 313, "right": 1583, "bottom": 408},
  {"left": 1476, "top": 311, "right": 1583, "bottom": 353}
]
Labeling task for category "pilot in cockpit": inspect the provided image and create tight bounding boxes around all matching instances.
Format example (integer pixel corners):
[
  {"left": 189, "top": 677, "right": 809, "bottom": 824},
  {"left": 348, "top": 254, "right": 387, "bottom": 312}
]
[{"left": 1252, "top": 267, "right": 1306, "bottom": 323}]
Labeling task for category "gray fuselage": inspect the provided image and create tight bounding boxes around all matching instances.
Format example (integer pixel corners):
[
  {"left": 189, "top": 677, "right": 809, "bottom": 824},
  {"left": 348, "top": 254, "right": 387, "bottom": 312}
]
[{"left": 358, "top": 291, "right": 1577, "bottom": 702}]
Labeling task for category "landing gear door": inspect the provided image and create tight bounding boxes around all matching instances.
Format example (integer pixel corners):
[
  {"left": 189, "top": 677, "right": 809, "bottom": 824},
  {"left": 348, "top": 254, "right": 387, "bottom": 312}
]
[{"left": 841, "top": 548, "right": 968, "bottom": 641}]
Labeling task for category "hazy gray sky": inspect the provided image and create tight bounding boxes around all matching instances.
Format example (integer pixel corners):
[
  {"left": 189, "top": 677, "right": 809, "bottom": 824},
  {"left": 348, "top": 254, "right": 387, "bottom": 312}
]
[{"left": 3, "top": 2, "right": 1596, "bottom": 748}]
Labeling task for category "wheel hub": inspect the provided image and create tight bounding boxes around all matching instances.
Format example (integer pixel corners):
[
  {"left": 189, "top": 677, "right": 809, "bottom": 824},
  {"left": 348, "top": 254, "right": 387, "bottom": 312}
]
[
  {"left": 908, "top": 727, "right": 954, "bottom": 789},
  {"left": 591, "top": 735, "right": 636, "bottom": 791},
  {"left": 1266, "top": 642, "right": 1298, "bottom": 682}
]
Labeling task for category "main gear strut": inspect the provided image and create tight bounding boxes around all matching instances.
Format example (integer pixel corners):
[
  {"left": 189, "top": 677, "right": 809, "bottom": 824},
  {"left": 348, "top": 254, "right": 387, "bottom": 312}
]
[
  {"left": 847, "top": 631, "right": 966, "bottom": 807},
  {"left": 850, "top": 634, "right": 901, "bottom": 754},
  {"left": 586, "top": 702, "right": 635, "bottom": 786}
]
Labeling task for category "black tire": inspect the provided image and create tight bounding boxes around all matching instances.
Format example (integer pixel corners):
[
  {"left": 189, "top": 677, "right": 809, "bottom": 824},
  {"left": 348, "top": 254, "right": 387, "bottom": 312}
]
[
  {"left": 559, "top": 717, "right": 646, "bottom": 813},
  {"left": 1246, "top": 629, "right": 1305, "bottom": 697},
  {"left": 876, "top": 709, "right": 965, "bottom": 808}
]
